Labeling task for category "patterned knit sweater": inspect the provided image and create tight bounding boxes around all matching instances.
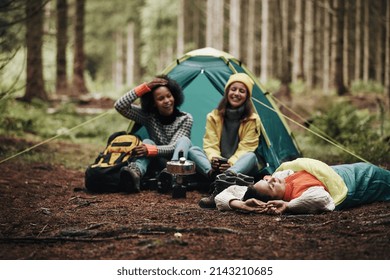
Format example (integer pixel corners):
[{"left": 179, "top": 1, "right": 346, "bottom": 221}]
[{"left": 114, "top": 85, "right": 193, "bottom": 157}]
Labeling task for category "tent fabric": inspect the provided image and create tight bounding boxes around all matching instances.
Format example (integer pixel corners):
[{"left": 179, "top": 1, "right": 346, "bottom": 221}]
[{"left": 132, "top": 47, "right": 301, "bottom": 176}]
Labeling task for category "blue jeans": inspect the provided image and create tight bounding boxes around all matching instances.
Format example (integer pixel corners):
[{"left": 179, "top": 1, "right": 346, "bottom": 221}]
[
  {"left": 188, "top": 146, "right": 259, "bottom": 178},
  {"left": 134, "top": 136, "right": 192, "bottom": 176}
]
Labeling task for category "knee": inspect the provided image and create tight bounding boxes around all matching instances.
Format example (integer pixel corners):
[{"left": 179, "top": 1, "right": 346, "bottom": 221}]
[
  {"left": 142, "top": 139, "right": 155, "bottom": 145},
  {"left": 177, "top": 136, "right": 192, "bottom": 146}
]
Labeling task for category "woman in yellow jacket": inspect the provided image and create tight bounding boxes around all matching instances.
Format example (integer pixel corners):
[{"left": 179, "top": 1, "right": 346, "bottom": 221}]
[{"left": 188, "top": 73, "right": 262, "bottom": 208}]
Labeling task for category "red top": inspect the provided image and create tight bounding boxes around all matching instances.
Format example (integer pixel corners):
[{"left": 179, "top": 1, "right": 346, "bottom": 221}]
[{"left": 283, "top": 171, "right": 328, "bottom": 201}]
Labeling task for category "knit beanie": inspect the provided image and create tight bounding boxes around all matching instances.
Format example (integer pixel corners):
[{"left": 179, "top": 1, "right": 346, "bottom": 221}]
[{"left": 224, "top": 73, "right": 254, "bottom": 96}]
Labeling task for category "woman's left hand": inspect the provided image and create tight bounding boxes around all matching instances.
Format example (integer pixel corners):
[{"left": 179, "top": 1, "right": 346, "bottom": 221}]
[{"left": 132, "top": 144, "right": 148, "bottom": 157}]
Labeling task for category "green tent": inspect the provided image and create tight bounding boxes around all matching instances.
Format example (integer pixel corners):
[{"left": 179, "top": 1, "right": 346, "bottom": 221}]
[{"left": 134, "top": 47, "right": 300, "bottom": 175}]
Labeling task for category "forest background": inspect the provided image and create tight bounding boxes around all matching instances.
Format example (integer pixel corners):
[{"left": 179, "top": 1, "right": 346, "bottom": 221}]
[{"left": 1, "top": 0, "right": 390, "bottom": 168}]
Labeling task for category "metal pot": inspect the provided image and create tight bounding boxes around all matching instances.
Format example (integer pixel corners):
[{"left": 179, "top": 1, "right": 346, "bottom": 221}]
[{"left": 166, "top": 157, "right": 196, "bottom": 176}]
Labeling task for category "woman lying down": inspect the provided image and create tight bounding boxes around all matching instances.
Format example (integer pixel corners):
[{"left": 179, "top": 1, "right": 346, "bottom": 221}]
[{"left": 215, "top": 158, "right": 390, "bottom": 214}]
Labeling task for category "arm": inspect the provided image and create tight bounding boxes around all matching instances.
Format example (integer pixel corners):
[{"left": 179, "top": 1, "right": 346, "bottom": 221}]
[
  {"left": 155, "top": 113, "right": 193, "bottom": 157},
  {"left": 215, "top": 185, "right": 248, "bottom": 211},
  {"left": 203, "top": 111, "right": 222, "bottom": 160},
  {"left": 114, "top": 78, "right": 168, "bottom": 125},
  {"left": 265, "top": 187, "right": 335, "bottom": 215},
  {"left": 114, "top": 83, "right": 151, "bottom": 124}
]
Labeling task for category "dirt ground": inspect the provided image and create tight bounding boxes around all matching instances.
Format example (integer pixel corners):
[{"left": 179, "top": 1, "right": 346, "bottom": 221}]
[{"left": 1, "top": 138, "right": 390, "bottom": 260}]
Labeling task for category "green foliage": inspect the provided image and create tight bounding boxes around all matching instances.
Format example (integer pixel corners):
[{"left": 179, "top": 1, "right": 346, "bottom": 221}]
[
  {"left": 141, "top": 0, "right": 178, "bottom": 75},
  {"left": 0, "top": 98, "right": 129, "bottom": 143},
  {"left": 307, "top": 102, "right": 390, "bottom": 165},
  {"left": 351, "top": 80, "right": 384, "bottom": 94}
]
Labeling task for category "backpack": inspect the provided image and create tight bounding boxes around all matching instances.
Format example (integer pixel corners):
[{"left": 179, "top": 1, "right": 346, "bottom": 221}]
[{"left": 85, "top": 131, "right": 142, "bottom": 193}]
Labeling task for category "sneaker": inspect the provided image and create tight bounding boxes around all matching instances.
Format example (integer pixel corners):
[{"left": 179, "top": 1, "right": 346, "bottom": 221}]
[{"left": 120, "top": 162, "right": 141, "bottom": 193}]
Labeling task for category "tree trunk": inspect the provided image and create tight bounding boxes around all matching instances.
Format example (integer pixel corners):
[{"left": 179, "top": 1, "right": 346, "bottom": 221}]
[
  {"left": 343, "top": 0, "right": 350, "bottom": 86},
  {"left": 332, "top": 0, "right": 348, "bottom": 95},
  {"left": 323, "top": 0, "right": 331, "bottom": 93},
  {"left": 385, "top": 0, "right": 390, "bottom": 107},
  {"left": 292, "top": 0, "right": 303, "bottom": 82},
  {"left": 126, "top": 22, "right": 135, "bottom": 87},
  {"left": 177, "top": 0, "right": 184, "bottom": 56},
  {"left": 23, "top": 0, "right": 48, "bottom": 102},
  {"left": 246, "top": 0, "right": 255, "bottom": 71},
  {"left": 354, "top": 0, "right": 362, "bottom": 81},
  {"left": 229, "top": 0, "right": 240, "bottom": 58},
  {"left": 304, "top": 0, "right": 315, "bottom": 89},
  {"left": 363, "top": 0, "right": 369, "bottom": 82},
  {"left": 56, "top": 0, "right": 68, "bottom": 96},
  {"left": 72, "top": 0, "right": 88, "bottom": 95},
  {"left": 206, "top": 0, "right": 223, "bottom": 50},
  {"left": 260, "top": 0, "right": 269, "bottom": 83},
  {"left": 374, "top": 0, "right": 383, "bottom": 84}
]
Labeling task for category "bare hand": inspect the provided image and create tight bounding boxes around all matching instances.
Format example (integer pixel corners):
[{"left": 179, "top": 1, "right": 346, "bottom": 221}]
[
  {"left": 211, "top": 157, "right": 231, "bottom": 172},
  {"left": 264, "top": 200, "right": 288, "bottom": 215},
  {"left": 229, "top": 198, "right": 267, "bottom": 213},
  {"left": 147, "top": 78, "right": 168, "bottom": 89},
  {"left": 132, "top": 144, "right": 148, "bottom": 157}
]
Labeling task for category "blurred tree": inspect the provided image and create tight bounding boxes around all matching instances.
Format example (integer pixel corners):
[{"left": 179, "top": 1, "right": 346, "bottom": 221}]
[
  {"left": 229, "top": 0, "right": 240, "bottom": 58},
  {"left": 22, "top": 0, "right": 48, "bottom": 102},
  {"left": 292, "top": 0, "right": 303, "bottom": 82},
  {"left": 354, "top": 0, "right": 362, "bottom": 81},
  {"left": 322, "top": 0, "right": 331, "bottom": 93},
  {"left": 72, "top": 0, "right": 88, "bottom": 95},
  {"left": 260, "top": 0, "right": 269, "bottom": 84},
  {"left": 331, "top": 0, "right": 348, "bottom": 95},
  {"left": 206, "top": 0, "right": 223, "bottom": 50},
  {"left": 385, "top": 0, "right": 390, "bottom": 106},
  {"left": 56, "top": 0, "right": 68, "bottom": 95}
]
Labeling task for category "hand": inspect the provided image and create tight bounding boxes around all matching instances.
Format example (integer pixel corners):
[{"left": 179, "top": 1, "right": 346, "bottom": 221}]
[
  {"left": 211, "top": 157, "right": 231, "bottom": 172},
  {"left": 229, "top": 198, "right": 267, "bottom": 213},
  {"left": 147, "top": 78, "right": 168, "bottom": 89},
  {"left": 211, "top": 157, "right": 220, "bottom": 172},
  {"left": 264, "top": 200, "right": 288, "bottom": 215},
  {"left": 132, "top": 144, "right": 148, "bottom": 157}
]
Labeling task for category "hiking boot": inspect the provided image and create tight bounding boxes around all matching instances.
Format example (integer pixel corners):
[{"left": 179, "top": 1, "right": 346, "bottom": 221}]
[
  {"left": 157, "top": 168, "right": 173, "bottom": 193},
  {"left": 235, "top": 173, "right": 254, "bottom": 186},
  {"left": 120, "top": 162, "right": 141, "bottom": 193},
  {"left": 198, "top": 178, "right": 236, "bottom": 209}
]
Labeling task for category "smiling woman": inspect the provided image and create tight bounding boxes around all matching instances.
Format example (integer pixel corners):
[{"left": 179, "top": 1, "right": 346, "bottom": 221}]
[
  {"left": 187, "top": 73, "right": 263, "bottom": 209},
  {"left": 113, "top": 75, "right": 193, "bottom": 193}
]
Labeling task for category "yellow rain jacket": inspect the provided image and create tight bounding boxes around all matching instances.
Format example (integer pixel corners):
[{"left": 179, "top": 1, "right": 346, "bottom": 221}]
[{"left": 203, "top": 109, "right": 261, "bottom": 165}]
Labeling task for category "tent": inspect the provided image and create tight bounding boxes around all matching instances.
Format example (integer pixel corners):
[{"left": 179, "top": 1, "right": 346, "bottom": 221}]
[{"left": 133, "top": 47, "right": 300, "bottom": 176}]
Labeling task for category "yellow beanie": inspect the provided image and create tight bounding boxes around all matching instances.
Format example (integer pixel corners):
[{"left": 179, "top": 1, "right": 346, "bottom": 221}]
[{"left": 224, "top": 73, "right": 254, "bottom": 96}]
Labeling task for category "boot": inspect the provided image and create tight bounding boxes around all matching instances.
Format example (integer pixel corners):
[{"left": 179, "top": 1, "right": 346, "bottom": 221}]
[
  {"left": 198, "top": 178, "right": 236, "bottom": 209},
  {"left": 157, "top": 168, "right": 173, "bottom": 193},
  {"left": 120, "top": 162, "right": 141, "bottom": 193},
  {"left": 235, "top": 173, "right": 254, "bottom": 186}
]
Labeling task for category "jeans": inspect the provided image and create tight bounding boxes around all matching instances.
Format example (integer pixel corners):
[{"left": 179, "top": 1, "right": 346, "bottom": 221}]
[
  {"left": 134, "top": 136, "right": 192, "bottom": 176},
  {"left": 188, "top": 146, "right": 259, "bottom": 177}
]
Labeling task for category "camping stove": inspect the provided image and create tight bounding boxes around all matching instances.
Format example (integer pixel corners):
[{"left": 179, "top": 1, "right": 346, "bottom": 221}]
[{"left": 166, "top": 157, "right": 196, "bottom": 198}]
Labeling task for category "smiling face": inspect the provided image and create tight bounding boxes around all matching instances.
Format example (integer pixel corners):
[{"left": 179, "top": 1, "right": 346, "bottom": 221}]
[
  {"left": 253, "top": 176, "right": 286, "bottom": 200},
  {"left": 227, "top": 82, "right": 248, "bottom": 108},
  {"left": 153, "top": 86, "right": 175, "bottom": 116}
]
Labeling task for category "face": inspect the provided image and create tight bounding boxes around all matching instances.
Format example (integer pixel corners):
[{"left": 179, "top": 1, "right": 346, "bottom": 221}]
[
  {"left": 153, "top": 86, "right": 175, "bottom": 116},
  {"left": 227, "top": 82, "right": 248, "bottom": 108},
  {"left": 253, "top": 176, "right": 285, "bottom": 200}
]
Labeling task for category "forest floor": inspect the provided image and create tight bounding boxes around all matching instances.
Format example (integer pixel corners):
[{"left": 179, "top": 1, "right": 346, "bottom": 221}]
[
  {"left": 1, "top": 137, "right": 390, "bottom": 260},
  {"left": 1, "top": 94, "right": 390, "bottom": 260}
]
